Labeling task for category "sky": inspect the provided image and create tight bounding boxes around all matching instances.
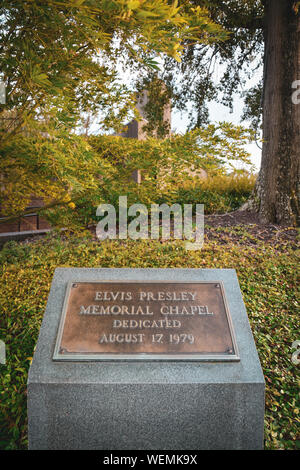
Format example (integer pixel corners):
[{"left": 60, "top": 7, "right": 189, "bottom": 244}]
[
  {"left": 170, "top": 58, "right": 263, "bottom": 172},
  {"left": 172, "top": 97, "right": 262, "bottom": 172}
]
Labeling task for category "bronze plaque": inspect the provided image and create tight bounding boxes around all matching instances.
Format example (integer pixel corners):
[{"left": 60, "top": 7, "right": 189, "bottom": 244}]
[{"left": 53, "top": 281, "right": 239, "bottom": 361}]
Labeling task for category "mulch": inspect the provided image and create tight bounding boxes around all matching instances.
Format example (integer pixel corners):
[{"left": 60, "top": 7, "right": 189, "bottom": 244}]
[
  {"left": 204, "top": 210, "right": 299, "bottom": 249},
  {"left": 2, "top": 210, "right": 298, "bottom": 251}
]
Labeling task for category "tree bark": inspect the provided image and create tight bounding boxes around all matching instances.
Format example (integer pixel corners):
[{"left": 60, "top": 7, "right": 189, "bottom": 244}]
[{"left": 255, "top": 0, "right": 300, "bottom": 226}]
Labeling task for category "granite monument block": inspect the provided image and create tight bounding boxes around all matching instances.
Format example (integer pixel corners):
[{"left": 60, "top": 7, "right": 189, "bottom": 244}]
[{"left": 27, "top": 268, "right": 265, "bottom": 450}]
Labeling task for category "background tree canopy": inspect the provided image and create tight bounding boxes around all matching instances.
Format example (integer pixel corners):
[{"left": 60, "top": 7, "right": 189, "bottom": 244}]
[
  {"left": 138, "top": 0, "right": 264, "bottom": 130},
  {"left": 0, "top": 0, "right": 233, "bottom": 226},
  {"left": 138, "top": 0, "right": 300, "bottom": 226},
  {"left": 0, "top": 0, "right": 227, "bottom": 139},
  {"left": 0, "top": 1, "right": 299, "bottom": 227}
]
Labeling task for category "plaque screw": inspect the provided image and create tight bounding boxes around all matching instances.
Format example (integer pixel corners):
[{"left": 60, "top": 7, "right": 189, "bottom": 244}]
[
  {"left": 72, "top": 283, "right": 78, "bottom": 288},
  {"left": 215, "top": 284, "right": 220, "bottom": 288}
]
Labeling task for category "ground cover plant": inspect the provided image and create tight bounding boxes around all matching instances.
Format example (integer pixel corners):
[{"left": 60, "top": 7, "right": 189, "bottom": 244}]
[{"left": 0, "top": 214, "right": 299, "bottom": 450}]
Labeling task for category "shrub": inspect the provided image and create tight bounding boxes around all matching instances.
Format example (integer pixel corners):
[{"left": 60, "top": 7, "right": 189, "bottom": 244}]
[
  {"left": 174, "top": 173, "right": 256, "bottom": 213},
  {"left": 0, "top": 123, "right": 255, "bottom": 230}
]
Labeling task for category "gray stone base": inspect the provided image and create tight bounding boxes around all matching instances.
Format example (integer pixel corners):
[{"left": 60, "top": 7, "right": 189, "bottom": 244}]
[{"left": 28, "top": 268, "right": 265, "bottom": 450}]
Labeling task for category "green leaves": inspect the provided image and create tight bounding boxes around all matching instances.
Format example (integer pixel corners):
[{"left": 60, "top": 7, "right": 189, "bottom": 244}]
[
  {"left": 30, "top": 68, "right": 52, "bottom": 89},
  {"left": 0, "top": 121, "right": 255, "bottom": 229},
  {"left": 0, "top": 0, "right": 227, "bottom": 147},
  {"left": 142, "top": 57, "right": 161, "bottom": 70},
  {"left": 0, "top": 230, "right": 298, "bottom": 449}
]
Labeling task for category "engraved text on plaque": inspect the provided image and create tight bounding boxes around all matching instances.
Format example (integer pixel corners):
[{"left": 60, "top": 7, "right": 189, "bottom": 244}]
[{"left": 53, "top": 281, "right": 239, "bottom": 361}]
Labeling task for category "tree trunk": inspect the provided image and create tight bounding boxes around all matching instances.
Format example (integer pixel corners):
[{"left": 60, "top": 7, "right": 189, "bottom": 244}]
[{"left": 255, "top": 0, "right": 300, "bottom": 226}]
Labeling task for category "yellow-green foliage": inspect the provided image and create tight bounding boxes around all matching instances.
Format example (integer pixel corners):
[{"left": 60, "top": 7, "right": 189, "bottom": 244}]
[
  {"left": 0, "top": 0, "right": 228, "bottom": 229},
  {"left": 0, "top": 0, "right": 227, "bottom": 152},
  {"left": 175, "top": 173, "right": 256, "bottom": 213},
  {"left": 0, "top": 2, "right": 253, "bottom": 228},
  {"left": 0, "top": 234, "right": 299, "bottom": 449},
  {"left": 0, "top": 131, "right": 99, "bottom": 218},
  {"left": 195, "top": 173, "right": 256, "bottom": 194},
  {"left": 0, "top": 123, "right": 255, "bottom": 228},
  {"left": 88, "top": 123, "right": 255, "bottom": 210}
]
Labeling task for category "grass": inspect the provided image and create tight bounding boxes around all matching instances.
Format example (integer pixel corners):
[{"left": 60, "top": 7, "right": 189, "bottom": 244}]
[{"left": 0, "top": 230, "right": 299, "bottom": 450}]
